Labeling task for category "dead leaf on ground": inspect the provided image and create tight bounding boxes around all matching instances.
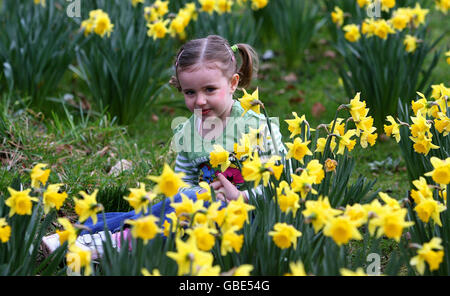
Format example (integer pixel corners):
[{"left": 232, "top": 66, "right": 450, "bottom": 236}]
[
  {"left": 96, "top": 146, "right": 109, "bottom": 157},
  {"left": 259, "top": 63, "right": 276, "bottom": 71},
  {"left": 289, "top": 97, "right": 304, "bottom": 105},
  {"left": 286, "top": 84, "right": 296, "bottom": 90},
  {"left": 151, "top": 114, "right": 159, "bottom": 122},
  {"left": 55, "top": 144, "right": 73, "bottom": 154},
  {"left": 324, "top": 50, "right": 337, "bottom": 59},
  {"left": 283, "top": 72, "right": 298, "bottom": 83},
  {"left": 311, "top": 102, "right": 326, "bottom": 118},
  {"left": 378, "top": 133, "right": 390, "bottom": 142}
]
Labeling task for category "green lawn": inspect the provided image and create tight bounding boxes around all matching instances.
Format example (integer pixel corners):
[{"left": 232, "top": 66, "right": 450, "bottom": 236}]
[{"left": 0, "top": 5, "right": 448, "bottom": 220}]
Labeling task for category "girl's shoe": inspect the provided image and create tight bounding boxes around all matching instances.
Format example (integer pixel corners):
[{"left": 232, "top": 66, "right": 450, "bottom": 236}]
[{"left": 41, "top": 231, "right": 116, "bottom": 260}]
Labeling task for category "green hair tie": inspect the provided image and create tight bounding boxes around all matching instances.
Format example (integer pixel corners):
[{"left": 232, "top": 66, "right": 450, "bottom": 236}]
[{"left": 231, "top": 45, "right": 238, "bottom": 53}]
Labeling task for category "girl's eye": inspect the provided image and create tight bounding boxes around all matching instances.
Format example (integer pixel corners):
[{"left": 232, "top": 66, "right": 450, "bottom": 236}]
[
  {"left": 184, "top": 90, "right": 195, "bottom": 96},
  {"left": 206, "top": 87, "right": 216, "bottom": 93}
]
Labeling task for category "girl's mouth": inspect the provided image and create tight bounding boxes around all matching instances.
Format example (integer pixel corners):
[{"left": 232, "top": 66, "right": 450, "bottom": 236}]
[{"left": 202, "top": 109, "right": 211, "bottom": 115}]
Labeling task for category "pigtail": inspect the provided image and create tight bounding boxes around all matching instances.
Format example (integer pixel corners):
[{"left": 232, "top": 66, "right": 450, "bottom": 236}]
[
  {"left": 169, "top": 45, "right": 186, "bottom": 92},
  {"left": 236, "top": 43, "right": 259, "bottom": 89}
]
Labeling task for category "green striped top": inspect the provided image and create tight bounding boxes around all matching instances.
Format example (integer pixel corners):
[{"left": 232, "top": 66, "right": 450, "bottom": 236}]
[{"left": 171, "top": 100, "right": 286, "bottom": 198}]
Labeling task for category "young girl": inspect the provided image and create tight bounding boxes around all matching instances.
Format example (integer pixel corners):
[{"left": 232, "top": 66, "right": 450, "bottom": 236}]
[{"left": 43, "top": 35, "right": 286, "bottom": 256}]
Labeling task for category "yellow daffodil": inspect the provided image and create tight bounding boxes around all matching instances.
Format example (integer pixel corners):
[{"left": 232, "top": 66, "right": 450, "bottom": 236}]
[
  {"left": 34, "top": 0, "right": 46, "bottom": 7},
  {"left": 384, "top": 116, "right": 401, "bottom": 142},
  {"left": 348, "top": 92, "right": 367, "bottom": 122},
  {"left": 284, "top": 261, "right": 307, "bottom": 276},
  {"left": 74, "top": 189, "right": 102, "bottom": 224},
  {"left": 153, "top": 0, "right": 169, "bottom": 16},
  {"left": 424, "top": 157, "right": 450, "bottom": 185},
  {"left": 315, "top": 137, "right": 337, "bottom": 154},
  {"left": 411, "top": 3, "right": 429, "bottom": 27},
  {"left": 305, "top": 159, "right": 325, "bottom": 184},
  {"left": 379, "top": 192, "right": 402, "bottom": 212},
  {"left": 5, "top": 187, "right": 38, "bottom": 217},
  {"left": 331, "top": 6, "right": 344, "bottom": 27},
  {"left": 290, "top": 170, "right": 318, "bottom": 199},
  {"left": 410, "top": 237, "right": 444, "bottom": 275},
  {"left": 324, "top": 158, "right": 338, "bottom": 172},
  {"left": 302, "top": 196, "right": 342, "bottom": 233},
  {"left": 268, "top": 223, "right": 302, "bottom": 249},
  {"left": 147, "top": 19, "right": 170, "bottom": 40},
  {"left": 361, "top": 18, "right": 376, "bottom": 37},
  {"left": 251, "top": 0, "right": 268, "bottom": 10},
  {"left": 381, "top": 0, "right": 396, "bottom": 12},
  {"left": 340, "top": 267, "right": 367, "bottom": 276},
  {"left": 167, "top": 236, "right": 213, "bottom": 275},
  {"left": 223, "top": 196, "right": 255, "bottom": 231},
  {"left": 142, "top": 268, "right": 161, "bottom": 276},
  {"left": 147, "top": 163, "right": 187, "bottom": 198},
  {"left": 390, "top": 13, "right": 410, "bottom": 31},
  {"left": 372, "top": 208, "right": 414, "bottom": 242},
  {"left": 186, "top": 225, "right": 217, "bottom": 251},
  {"left": 410, "top": 134, "right": 440, "bottom": 155},
  {"left": 404, "top": 35, "right": 418, "bottom": 53},
  {"left": 435, "top": 0, "right": 449, "bottom": 14},
  {"left": 197, "top": 265, "right": 221, "bottom": 276},
  {"left": 216, "top": 0, "right": 233, "bottom": 14},
  {"left": 276, "top": 181, "right": 300, "bottom": 218},
  {"left": 410, "top": 177, "right": 434, "bottom": 203},
  {"left": 30, "top": 163, "right": 51, "bottom": 189},
  {"left": 285, "top": 112, "right": 306, "bottom": 139},
  {"left": 233, "top": 264, "right": 254, "bottom": 276},
  {"left": 131, "top": 0, "right": 144, "bottom": 7},
  {"left": 56, "top": 218, "right": 77, "bottom": 245},
  {"left": 323, "top": 215, "right": 362, "bottom": 246},
  {"left": 414, "top": 195, "right": 446, "bottom": 226},
  {"left": 221, "top": 226, "right": 244, "bottom": 256},
  {"left": 124, "top": 183, "right": 155, "bottom": 215},
  {"left": 343, "top": 24, "right": 361, "bottom": 42},
  {"left": 125, "top": 215, "right": 161, "bottom": 245},
  {"left": 171, "top": 193, "right": 205, "bottom": 222},
  {"left": 336, "top": 129, "right": 357, "bottom": 155},
  {"left": 434, "top": 112, "right": 450, "bottom": 136},
  {"left": 329, "top": 118, "right": 346, "bottom": 136},
  {"left": 357, "top": 0, "right": 370, "bottom": 8},
  {"left": 93, "top": 11, "right": 114, "bottom": 38},
  {"left": 373, "top": 19, "right": 395, "bottom": 40},
  {"left": 66, "top": 244, "right": 92, "bottom": 276},
  {"left": 199, "top": 0, "right": 216, "bottom": 14},
  {"left": 360, "top": 127, "right": 378, "bottom": 148},
  {"left": 234, "top": 134, "right": 251, "bottom": 160},
  {"left": 43, "top": 184, "right": 68, "bottom": 214},
  {"left": 210, "top": 144, "right": 231, "bottom": 172},
  {"left": 0, "top": 218, "right": 11, "bottom": 243},
  {"left": 239, "top": 88, "right": 260, "bottom": 117},
  {"left": 285, "top": 137, "right": 313, "bottom": 164},
  {"left": 162, "top": 212, "right": 183, "bottom": 237},
  {"left": 344, "top": 203, "right": 369, "bottom": 227}
]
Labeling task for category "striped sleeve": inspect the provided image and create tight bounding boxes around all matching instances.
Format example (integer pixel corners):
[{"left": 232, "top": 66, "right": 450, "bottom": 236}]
[{"left": 174, "top": 152, "right": 203, "bottom": 193}]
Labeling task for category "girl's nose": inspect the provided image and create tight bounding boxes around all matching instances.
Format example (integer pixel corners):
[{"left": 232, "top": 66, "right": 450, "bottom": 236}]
[{"left": 195, "top": 94, "right": 207, "bottom": 107}]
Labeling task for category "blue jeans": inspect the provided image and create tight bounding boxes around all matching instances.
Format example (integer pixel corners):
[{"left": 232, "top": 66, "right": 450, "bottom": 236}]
[{"left": 79, "top": 190, "right": 225, "bottom": 235}]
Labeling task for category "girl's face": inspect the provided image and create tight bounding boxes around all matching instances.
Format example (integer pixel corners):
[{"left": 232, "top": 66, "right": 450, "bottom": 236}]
[{"left": 178, "top": 62, "right": 239, "bottom": 121}]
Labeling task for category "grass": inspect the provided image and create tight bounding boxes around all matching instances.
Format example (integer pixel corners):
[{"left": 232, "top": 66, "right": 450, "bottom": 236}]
[
  {"left": 0, "top": 2, "right": 448, "bottom": 275},
  {"left": 1, "top": 9, "right": 448, "bottom": 212}
]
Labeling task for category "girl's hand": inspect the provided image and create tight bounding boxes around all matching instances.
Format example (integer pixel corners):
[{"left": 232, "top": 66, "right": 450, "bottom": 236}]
[{"left": 215, "top": 173, "right": 248, "bottom": 203}]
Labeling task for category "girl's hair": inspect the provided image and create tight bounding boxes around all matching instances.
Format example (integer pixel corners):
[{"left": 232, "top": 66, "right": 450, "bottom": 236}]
[{"left": 169, "top": 35, "right": 259, "bottom": 91}]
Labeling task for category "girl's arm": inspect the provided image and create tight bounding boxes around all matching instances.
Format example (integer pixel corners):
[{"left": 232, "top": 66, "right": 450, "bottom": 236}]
[{"left": 174, "top": 152, "right": 203, "bottom": 193}]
